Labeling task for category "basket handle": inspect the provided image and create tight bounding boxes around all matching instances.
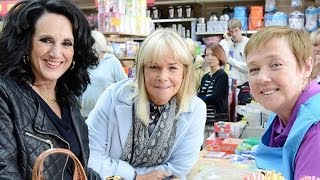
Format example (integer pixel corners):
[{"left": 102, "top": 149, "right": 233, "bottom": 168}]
[{"left": 32, "top": 148, "right": 87, "bottom": 180}]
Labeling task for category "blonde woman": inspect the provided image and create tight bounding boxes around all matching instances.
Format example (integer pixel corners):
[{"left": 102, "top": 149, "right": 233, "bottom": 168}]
[
  {"left": 80, "top": 30, "right": 127, "bottom": 118},
  {"left": 86, "top": 28, "right": 206, "bottom": 180},
  {"left": 310, "top": 29, "right": 320, "bottom": 82}
]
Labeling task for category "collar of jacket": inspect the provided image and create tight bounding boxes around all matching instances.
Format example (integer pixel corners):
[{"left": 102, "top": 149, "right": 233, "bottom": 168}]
[{"left": 25, "top": 84, "right": 89, "bottom": 168}]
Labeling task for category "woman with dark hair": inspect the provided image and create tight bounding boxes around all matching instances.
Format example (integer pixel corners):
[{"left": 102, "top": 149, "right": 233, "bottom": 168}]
[
  {"left": 0, "top": 0, "right": 100, "bottom": 179},
  {"left": 198, "top": 44, "right": 229, "bottom": 143}
]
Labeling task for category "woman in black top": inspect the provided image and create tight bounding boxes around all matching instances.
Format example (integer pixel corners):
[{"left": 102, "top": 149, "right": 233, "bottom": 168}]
[
  {"left": 198, "top": 44, "right": 229, "bottom": 124},
  {"left": 0, "top": 0, "right": 100, "bottom": 179}
]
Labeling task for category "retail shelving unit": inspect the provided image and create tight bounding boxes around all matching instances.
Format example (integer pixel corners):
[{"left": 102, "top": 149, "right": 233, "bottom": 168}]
[
  {"left": 152, "top": 18, "right": 197, "bottom": 40},
  {"left": 102, "top": 32, "right": 146, "bottom": 67}
]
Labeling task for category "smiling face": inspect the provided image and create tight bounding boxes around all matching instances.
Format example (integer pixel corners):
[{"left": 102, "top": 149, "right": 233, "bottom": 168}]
[
  {"left": 144, "top": 52, "right": 184, "bottom": 105},
  {"left": 246, "top": 38, "right": 309, "bottom": 119},
  {"left": 30, "top": 13, "right": 74, "bottom": 85}
]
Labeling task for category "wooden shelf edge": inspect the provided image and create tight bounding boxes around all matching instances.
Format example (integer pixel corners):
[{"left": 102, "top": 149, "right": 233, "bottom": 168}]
[
  {"left": 120, "top": 56, "right": 136, "bottom": 60},
  {"left": 152, "top": 18, "right": 197, "bottom": 23},
  {"left": 103, "top": 32, "right": 148, "bottom": 38},
  {"left": 154, "top": 0, "right": 263, "bottom": 5},
  {"left": 200, "top": 0, "right": 263, "bottom": 2},
  {"left": 196, "top": 30, "right": 257, "bottom": 35},
  {"left": 155, "top": 0, "right": 200, "bottom": 5},
  {"left": 78, "top": 5, "right": 96, "bottom": 10},
  {"left": 106, "top": 37, "right": 128, "bottom": 43}
]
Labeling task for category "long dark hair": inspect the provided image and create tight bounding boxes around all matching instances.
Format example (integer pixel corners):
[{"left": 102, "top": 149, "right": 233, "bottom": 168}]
[{"left": 0, "top": 0, "right": 98, "bottom": 103}]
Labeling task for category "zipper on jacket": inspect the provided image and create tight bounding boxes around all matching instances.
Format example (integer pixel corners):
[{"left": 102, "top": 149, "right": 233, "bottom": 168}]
[
  {"left": 33, "top": 128, "right": 71, "bottom": 179},
  {"left": 25, "top": 131, "right": 54, "bottom": 149}
]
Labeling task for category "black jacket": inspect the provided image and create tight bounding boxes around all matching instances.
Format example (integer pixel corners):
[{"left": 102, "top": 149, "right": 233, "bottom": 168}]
[{"left": 0, "top": 78, "right": 100, "bottom": 180}]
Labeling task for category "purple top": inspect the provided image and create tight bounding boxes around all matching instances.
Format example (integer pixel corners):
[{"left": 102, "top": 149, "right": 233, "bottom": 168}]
[{"left": 269, "top": 80, "right": 320, "bottom": 179}]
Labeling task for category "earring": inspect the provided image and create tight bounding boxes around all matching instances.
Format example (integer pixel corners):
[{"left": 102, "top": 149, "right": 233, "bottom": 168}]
[
  {"left": 23, "top": 55, "right": 29, "bottom": 64},
  {"left": 302, "top": 77, "right": 311, "bottom": 92},
  {"left": 69, "top": 61, "right": 75, "bottom": 70}
]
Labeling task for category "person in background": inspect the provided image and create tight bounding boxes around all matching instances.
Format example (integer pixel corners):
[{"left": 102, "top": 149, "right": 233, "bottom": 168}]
[
  {"left": 184, "top": 38, "right": 209, "bottom": 91},
  {"left": 197, "top": 44, "right": 229, "bottom": 144},
  {"left": 80, "top": 30, "right": 127, "bottom": 118},
  {"left": 220, "top": 18, "right": 249, "bottom": 87},
  {"left": 310, "top": 29, "right": 320, "bottom": 83},
  {"left": 245, "top": 26, "right": 320, "bottom": 179},
  {"left": 86, "top": 28, "right": 206, "bottom": 180},
  {"left": 0, "top": 0, "right": 100, "bottom": 179}
]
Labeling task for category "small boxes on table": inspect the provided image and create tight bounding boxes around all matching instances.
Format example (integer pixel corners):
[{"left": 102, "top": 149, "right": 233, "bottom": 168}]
[
  {"left": 214, "top": 121, "right": 231, "bottom": 138},
  {"left": 207, "top": 136, "right": 244, "bottom": 154},
  {"left": 206, "top": 122, "right": 244, "bottom": 154}
]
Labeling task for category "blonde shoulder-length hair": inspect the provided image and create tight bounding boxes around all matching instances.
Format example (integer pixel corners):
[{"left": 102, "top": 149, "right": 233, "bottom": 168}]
[{"left": 130, "top": 28, "right": 195, "bottom": 125}]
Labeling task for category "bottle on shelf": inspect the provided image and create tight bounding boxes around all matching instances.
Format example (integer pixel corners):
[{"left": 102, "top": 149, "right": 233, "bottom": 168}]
[
  {"left": 168, "top": 6, "right": 175, "bottom": 18},
  {"left": 185, "top": 6, "right": 193, "bottom": 18},
  {"left": 176, "top": 6, "right": 183, "bottom": 18},
  {"left": 152, "top": 6, "right": 160, "bottom": 19}
]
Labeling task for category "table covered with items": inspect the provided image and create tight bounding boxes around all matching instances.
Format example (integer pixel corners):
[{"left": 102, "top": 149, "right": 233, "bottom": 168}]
[{"left": 188, "top": 121, "right": 286, "bottom": 180}]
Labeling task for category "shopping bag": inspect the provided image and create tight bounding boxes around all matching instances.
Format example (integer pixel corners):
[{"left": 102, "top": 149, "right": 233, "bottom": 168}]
[{"left": 32, "top": 148, "right": 87, "bottom": 180}]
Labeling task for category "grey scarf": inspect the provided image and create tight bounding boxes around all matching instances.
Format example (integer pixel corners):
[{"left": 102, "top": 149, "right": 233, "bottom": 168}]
[{"left": 120, "top": 98, "right": 178, "bottom": 167}]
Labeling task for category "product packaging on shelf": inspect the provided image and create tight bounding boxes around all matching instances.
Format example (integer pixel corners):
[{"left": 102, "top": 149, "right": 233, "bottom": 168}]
[
  {"left": 206, "top": 21, "right": 228, "bottom": 32},
  {"left": 249, "top": 6, "right": 264, "bottom": 30},
  {"left": 96, "top": 0, "right": 150, "bottom": 35}
]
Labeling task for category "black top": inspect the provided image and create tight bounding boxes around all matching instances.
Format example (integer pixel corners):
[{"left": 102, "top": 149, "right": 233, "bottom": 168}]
[
  {"left": 198, "top": 69, "right": 229, "bottom": 115},
  {"left": 0, "top": 78, "right": 100, "bottom": 179},
  {"left": 30, "top": 87, "right": 80, "bottom": 180}
]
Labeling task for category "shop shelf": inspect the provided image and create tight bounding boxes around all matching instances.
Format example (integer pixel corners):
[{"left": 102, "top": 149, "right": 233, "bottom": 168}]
[
  {"left": 152, "top": 18, "right": 197, "bottom": 23},
  {"left": 196, "top": 30, "right": 257, "bottom": 36},
  {"left": 119, "top": 56, "right": 136, "bottom": 60}
]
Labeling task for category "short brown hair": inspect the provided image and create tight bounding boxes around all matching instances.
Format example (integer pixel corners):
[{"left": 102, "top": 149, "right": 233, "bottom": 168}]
[{"left": 205, "top": 44, "right": 227, "bottom": 66}]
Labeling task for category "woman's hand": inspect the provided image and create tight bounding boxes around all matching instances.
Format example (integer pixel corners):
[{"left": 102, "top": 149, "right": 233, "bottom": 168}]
[{"left": 136, "top": 170, "right": 170, "bottom": 180}]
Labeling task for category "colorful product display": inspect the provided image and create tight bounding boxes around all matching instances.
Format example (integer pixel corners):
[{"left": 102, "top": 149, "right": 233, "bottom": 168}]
[
  {"left": 249, "top": 6, "right": 263, "bottom": 30},
  {"left": 96, "top": 0, "right": 151, "bottom": 35}
]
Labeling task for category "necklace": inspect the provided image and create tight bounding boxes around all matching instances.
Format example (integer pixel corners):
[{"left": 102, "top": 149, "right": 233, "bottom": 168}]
[{"left": 37, "top": 87, "right": 57, "bottom": 105}]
